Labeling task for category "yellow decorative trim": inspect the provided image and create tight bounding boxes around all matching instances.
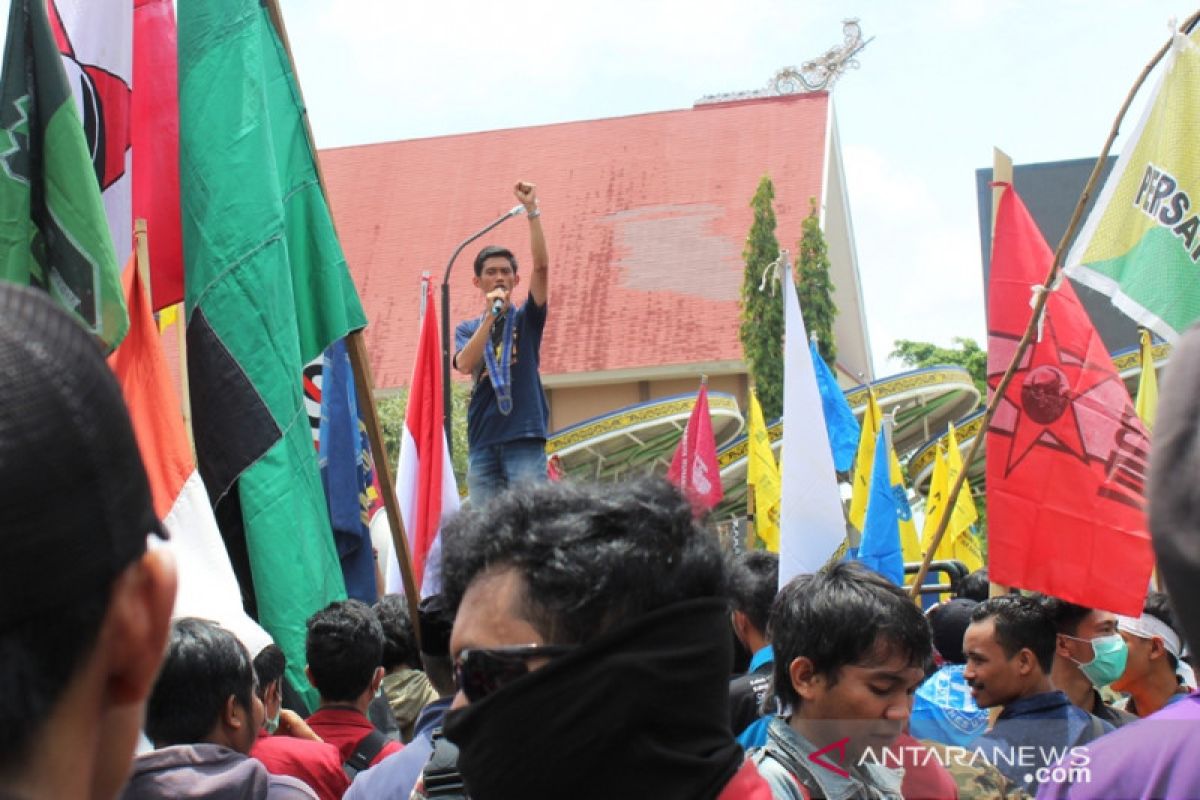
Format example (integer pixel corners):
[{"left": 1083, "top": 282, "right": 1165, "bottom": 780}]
[
  {"left": 1111, "top": 342, "right": 1172, "bottom": 373},
  {"left": 717, "top": 422, "right": 782, "bottom": 470},
  {"left": 546, "top": 394, "right": 741, "bottom": 455},
  {"left": 844, "top": 367, "right": 973, "bottom": 409},
  {"left": 907, "top": 414, "right": 986, "bottom": 479}
]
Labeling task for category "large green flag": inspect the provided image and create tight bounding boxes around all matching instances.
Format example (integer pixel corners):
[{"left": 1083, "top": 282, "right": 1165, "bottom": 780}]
[
  {"left": 1065, "top": 29, "right": 1200, "bottom": 342},
  {"left": 179, "top": 0, "right": 367, "bottom": 703},
  {"left": 0, "top": 0, "right": 126, "bottom": 348}
]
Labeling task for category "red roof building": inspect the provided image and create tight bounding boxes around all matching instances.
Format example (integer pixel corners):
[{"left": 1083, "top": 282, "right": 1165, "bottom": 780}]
[{"left": 319, "top": 90, "right": 871, "bottom": 430}]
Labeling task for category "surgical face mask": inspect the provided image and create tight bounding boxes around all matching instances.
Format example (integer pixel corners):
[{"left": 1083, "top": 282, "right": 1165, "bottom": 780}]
[
  {"left": 264, "top": 709, "right": 281, "bottom": 735},
  {"left": 1066, "top": 633, "right": 1128, "bottom": 686}
]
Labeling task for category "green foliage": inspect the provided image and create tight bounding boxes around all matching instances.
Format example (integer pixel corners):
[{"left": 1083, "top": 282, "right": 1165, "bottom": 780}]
[
  {"left": 739, "top": 175, "right": 784, "bottom": 419},
  {"left": 891, "top": 337, "right": 987, "bottom": 398},
  {"left": 797, "top": 199, "right": 838, "bottom": 366},
  {"left": 375, "top": 384, "right": 472, "bottom": 487}
]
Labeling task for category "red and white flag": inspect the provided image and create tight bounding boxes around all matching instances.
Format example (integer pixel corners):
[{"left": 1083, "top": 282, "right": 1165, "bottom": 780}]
[
  {"left": 387, "top": 277, "right": 460, "bottom": 596},
  {"left": 108, "top": 253, "right": 271, "bottom": 654},
  {"left": 48, "top": 0, "right": 133, "bottom": 265},
  {"left": 668, "top": 382, "right": 724, "bottom": 513},
  {"left": 986, "top": 183, "right": 1154, "bottom": 615}
]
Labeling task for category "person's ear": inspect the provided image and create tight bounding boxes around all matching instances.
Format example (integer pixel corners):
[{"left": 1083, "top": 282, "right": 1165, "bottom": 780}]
[
  {"left": 1148, "top": 637, "right": 1167, "bottom": 662},
  {"left": 370, "top": 665, "right": 385, "bottom": 695},
  {"left": 305, "top": 665, "right": 316, "bottom": 690},
  {"left": 472, "top": 274, "right": 482, "bottom": 291},
  {"left": 222, "top": 693, "right": 251, "bottom": 735},
  {"left": 789, "top": 657, "right": 821, "bottom": 701},
  {"left": 731, "top": 610, "right": 751, "bottom": 645},
  {"left": 512, "top": 272, "right": 521, "bottom": 287},
  {"left": 1055, "top": 633, "right": 1073, "bottom": 659},
  {"left": 102, "top": 548, "right": 178, "bottom": 705},
  {"left": 1016, "top": 647, "right": 1038, "bottom": 676}
]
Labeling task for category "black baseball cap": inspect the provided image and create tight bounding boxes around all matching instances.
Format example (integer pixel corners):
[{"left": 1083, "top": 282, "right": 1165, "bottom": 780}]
[{"left": 0, "top": 284, "right": 165, "bottom": 630}]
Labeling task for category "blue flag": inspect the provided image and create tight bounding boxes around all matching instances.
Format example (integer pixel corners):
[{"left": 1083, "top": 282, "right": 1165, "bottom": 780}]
[
  {"left": 810, "top": 341, "right": 860, "bottom": 471},
  {"left": 318, "top": 339, "right": 377, "bottom": 604},
  {"left": 858, "top": 426, "right": 904, "bottom": 584}
]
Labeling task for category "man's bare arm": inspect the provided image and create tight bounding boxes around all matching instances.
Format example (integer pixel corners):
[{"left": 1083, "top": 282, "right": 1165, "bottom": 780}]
[
  {"left": 516, "top": 181, "right": 548, "bottom": 306},
  {"left": 455, "top": 312, "right": 497, "bottom": 376}
]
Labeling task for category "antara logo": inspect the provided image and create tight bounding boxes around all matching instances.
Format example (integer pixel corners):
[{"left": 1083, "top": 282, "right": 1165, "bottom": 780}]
[{"left": 807, "top": 737, "right": 851, "bottom": 778}]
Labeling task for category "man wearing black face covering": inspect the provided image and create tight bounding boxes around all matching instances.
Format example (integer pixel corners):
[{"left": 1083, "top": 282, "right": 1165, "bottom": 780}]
[{"left": 437, "top": 479, "right": 774, "bottom": 800}]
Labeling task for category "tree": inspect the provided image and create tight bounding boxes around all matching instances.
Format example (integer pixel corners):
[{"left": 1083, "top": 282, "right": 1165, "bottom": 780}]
[
  {"left": 891, "top": 337, "right": 987, "bottom": 398},
  {"left": 739, "top": 175, "right": 784, "bottom": 419},
  {"left": 797, "top": 198, "right": 838, "bottom": 367}
]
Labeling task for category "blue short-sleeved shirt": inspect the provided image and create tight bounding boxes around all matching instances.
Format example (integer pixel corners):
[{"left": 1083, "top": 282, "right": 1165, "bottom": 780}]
[{"left": 455, "top": 298, "right": 549, "bottom": 450}]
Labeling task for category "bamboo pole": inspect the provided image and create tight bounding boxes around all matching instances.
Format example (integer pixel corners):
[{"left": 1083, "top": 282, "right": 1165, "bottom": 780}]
[
  {"left": 910, "top": 15, "right": 1200, "bottom": 599},
  {"left": 262, "top": 0, "right": 423, "bottom": 632}
]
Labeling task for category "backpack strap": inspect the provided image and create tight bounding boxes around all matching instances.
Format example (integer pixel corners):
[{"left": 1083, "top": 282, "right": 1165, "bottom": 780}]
[{"left": 343, "top": 728, "right": 389, "bottom": 780}]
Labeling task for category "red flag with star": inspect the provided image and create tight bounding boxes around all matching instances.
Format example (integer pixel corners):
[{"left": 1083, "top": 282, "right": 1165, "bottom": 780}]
[{"left": 986, "top": 183, "right": 1153, "bottom": 615}]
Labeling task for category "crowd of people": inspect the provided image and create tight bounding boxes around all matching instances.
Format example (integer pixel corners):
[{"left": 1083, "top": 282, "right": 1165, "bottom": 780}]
[{"left": 3, "top": 196, "right": 1200, "bottom": 799}]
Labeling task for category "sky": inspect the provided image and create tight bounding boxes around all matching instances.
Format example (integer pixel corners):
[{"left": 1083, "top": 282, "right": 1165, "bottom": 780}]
[{"left": 279, "top": 0, "right": 1192, "bottom": 375}]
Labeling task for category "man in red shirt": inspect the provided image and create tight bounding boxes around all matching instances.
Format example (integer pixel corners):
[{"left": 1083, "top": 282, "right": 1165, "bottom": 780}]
[
  {"left": 250, "top": 644, "right": 349, "bottom": 799},
  {"left": 304, "top": 600, "right": 401, "bottom": 776}
]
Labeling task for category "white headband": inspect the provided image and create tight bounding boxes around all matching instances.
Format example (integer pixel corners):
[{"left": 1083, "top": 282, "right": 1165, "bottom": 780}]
[{"left": 1118, "top": 614, "right": 1183, "bottom": 659}]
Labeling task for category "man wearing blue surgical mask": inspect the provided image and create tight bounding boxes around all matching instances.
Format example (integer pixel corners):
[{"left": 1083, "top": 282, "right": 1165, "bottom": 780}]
[{"left": 1041, "top": 596, "right": 1138, "bottom": 728}]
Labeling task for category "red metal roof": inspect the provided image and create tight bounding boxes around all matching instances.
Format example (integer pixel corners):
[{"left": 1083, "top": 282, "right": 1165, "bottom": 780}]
[{"left": 319, "top": 92, "right": 830, "bottom": 389}]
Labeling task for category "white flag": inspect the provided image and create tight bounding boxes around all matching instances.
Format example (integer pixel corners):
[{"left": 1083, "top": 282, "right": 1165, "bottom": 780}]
[{"left": 779, "top": 258, "right": 848, "bottom": 586}]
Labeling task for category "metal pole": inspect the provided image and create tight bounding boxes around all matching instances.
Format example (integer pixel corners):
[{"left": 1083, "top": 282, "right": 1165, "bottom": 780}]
[{"left": 439, "top": 205, "right": 525, "bottom": 453}]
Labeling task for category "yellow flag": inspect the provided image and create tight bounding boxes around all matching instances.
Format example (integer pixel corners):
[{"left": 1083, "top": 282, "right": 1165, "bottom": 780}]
[
  {"left": 747, "top": 390, "right": 781, "bottom": 552},
  {"left": 157, "top": 303, "right": 180, "bottom": 334},
  {"left": 1136, "top": 328, "right": 1158, "bottom": 431},
  {"left": 922, "top": 435, "right": 984, "bottom": 574},
  {"left": 944, "top": 424, "right": 983, "bottom": 572},
  {"left": 922, "top": 444, "right": 949, "bottom": 555},
  {"left": 848, "top": 392, "right": 882, "bottom": 531}
]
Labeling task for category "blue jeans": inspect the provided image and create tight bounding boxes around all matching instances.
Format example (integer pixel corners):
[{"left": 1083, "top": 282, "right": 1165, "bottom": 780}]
[{"left": 466, "top": 438, "right": 548, "bottom": 506}]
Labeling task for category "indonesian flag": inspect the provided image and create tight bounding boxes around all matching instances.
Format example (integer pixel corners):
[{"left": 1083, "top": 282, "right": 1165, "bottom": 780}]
[
  {"left": 108, "top": 253, "right": 272, "bottom": 654},
  {"left": 668, "top": 382, "right": 724, "bottom": 513},
  {"left": 48, "top": 0, "right": 133, "bottom": 266},
  {"left": 388, "top": 278, "right": 460, "bottom": 596},
  {"left": 986, "top": 183, "right": 1154, "bottom": 615}
]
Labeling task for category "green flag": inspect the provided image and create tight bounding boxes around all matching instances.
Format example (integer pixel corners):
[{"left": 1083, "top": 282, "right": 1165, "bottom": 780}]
[
  {"left": 179, "top": 0, "right": 367, "bottom": 703},
  {"left": 0, "top": 0, "right": 126, "bottom": 348},
  {"left": 1065, "top": 29, "right": 1200, "bottom": 342}
]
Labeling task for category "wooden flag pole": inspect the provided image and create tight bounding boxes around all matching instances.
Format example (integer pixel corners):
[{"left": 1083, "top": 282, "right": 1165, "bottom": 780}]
[
  {"left": 262, "top": 0, "right": 422, "bottom": 631},
  {"left": 909, "top": 16, "right": 1200, "bottom": 600}
]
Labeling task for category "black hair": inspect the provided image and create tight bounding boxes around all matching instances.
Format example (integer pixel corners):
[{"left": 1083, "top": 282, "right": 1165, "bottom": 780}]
[
  {"left": 253, "top": 644, "right": 286, "bottom": 701},
  {"left": 769, "top": 561, "right": 933, "bottom": 712},
  {"left": 954, "top": 568, "right": 990, "bottom": 602},
  {"left": 729, "top": 551, "right": 778, "bottom": 636},
  {"left": 1038, "top": 595, "right": 1093, "bottom": 637},
  {"left": 1143, "top": 591, "right": 1183, "bottom": 670},
  {"left": 0, "top": 591, "right": 108, "bottom": 767},
  {"left": 440, "top": 478, "right": 727, "bottom": 646},
  {"left": 473, "top": 245, "right": 518, "bottom": 277},
  {"left": 374, "top": 594, "right": 422, "bottom": 672},
  {"left": 971, "top": 595, "right": 1056, "bottom": 674},
  {"left": 145, "top": 618, "right": 256, "bottom": 748},
  {"left": 306, "top": 600, "right": 385, "bottom": 703}
]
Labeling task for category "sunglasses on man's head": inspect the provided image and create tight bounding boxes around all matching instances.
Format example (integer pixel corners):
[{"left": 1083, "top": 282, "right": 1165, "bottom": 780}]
[{"left": 454, "top": 644, "right": 574, "bottom": 702}]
